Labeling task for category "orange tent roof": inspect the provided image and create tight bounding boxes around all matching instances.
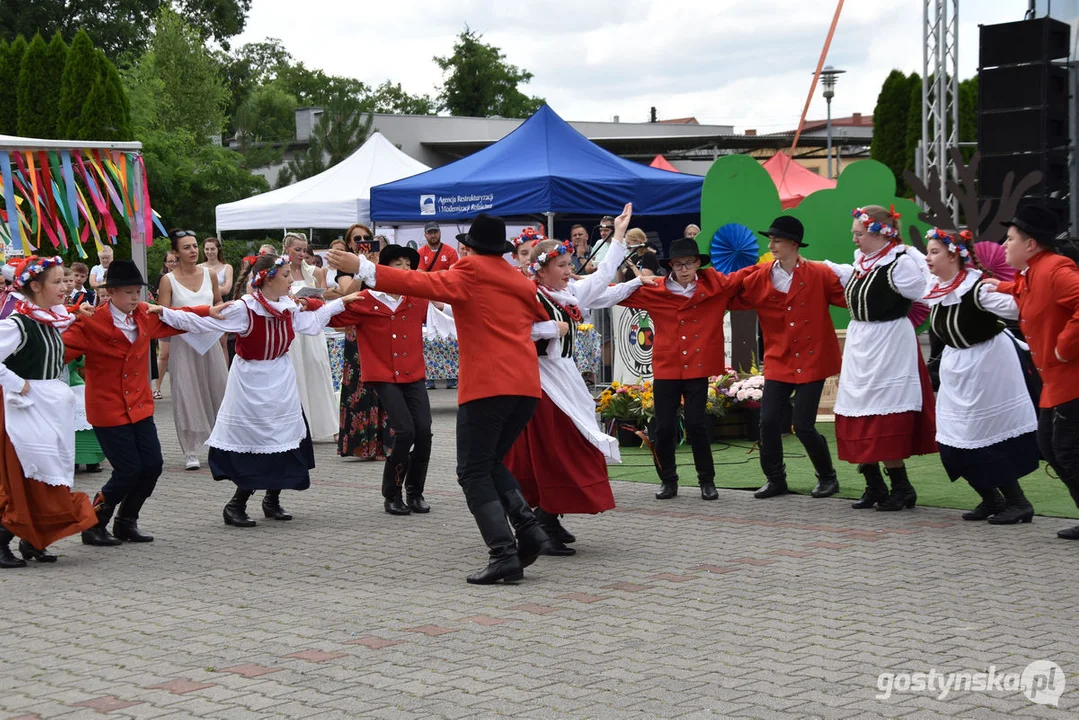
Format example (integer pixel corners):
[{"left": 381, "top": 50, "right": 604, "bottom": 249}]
[
  {"left": 650, "top": 154, "right": 679, "bottom": 172},
  {"left": 762, "top": 151, "right": 835, "bottom": 209}
]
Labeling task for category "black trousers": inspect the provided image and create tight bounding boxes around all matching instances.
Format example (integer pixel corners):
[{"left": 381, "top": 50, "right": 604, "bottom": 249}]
[
  {"left": 93, "top": 418, "right": 164, "bottom": 517},
  {"left": 653, "top": 378, "right": 713, "bottom": 484},
  {"left": 370, "top": 380, "right": 433, "bottom": 498},
  {"left": 455, "top": 395, "right": 538, "bottom": 513},
  {"left": 1038, "top": 398, "right": 1079, "bottom": 502},
  {"left": 759, "top": 378, "right": 835, "bottom": 484}
]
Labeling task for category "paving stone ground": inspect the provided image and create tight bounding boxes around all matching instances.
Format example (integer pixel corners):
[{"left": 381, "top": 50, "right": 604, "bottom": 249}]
[{"left": 2, "top": 388, "right": 1077, "bottom": 719}]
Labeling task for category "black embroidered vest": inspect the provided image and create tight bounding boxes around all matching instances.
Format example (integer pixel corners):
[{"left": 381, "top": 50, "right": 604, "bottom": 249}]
[
  {"left": 845, "top": 251, "right": 913, "bottom": 322},
  {"left": 3, "top": 314, "right": 66, "bottom": 381},
  {"left": 534, "top": 292, "right": 575, "bottom": 359},
  {"left": 929, "top": 279, "right": 1004, "bottom": 349}
]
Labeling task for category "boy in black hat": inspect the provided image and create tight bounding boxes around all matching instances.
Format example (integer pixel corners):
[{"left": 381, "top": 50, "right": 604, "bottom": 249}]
[
  {"left": 989, "top": 205, "right": 1079, "bottom": 539},
  {"left": 64, "top": 260, "right": 212, "bottom": 546}
]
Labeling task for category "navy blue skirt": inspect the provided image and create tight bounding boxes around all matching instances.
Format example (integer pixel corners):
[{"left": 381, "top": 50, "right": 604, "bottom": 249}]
[
  {"left": 939, "top": 431, "right": 1041, "bottom": 487},
  {"left": 208, "top": 420, "right": 316, "bottom": 491}
]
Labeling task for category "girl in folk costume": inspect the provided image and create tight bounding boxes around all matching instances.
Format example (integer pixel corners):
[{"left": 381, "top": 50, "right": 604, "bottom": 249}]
[
  {"left": 824, "top": 206, "right": 937, "bottom": 511},
  {"left": 504, "top": 214, "right": 651, "bottom": 554},
  {"left": 325, "top": 245, "right": 435, "bottom": 515},
  {"left": 923, "top": 228, "right": 1039, "bottom": 523},
  {"left": 150, "top": 256, "right": 358, "bottom": 526},
  {"left": 511, "top": 229, "right": 543, "bottom": 272},
  {"left": 0, "top": 256, "right": 97, "bottom": 567}
]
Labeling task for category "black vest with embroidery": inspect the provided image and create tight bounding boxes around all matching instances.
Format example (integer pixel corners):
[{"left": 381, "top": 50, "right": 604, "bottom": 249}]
[
  {"left": 844, "top": 253, "right": 913, "bottom": 322},
  {"left": 3, "top": 314, "right": 66, "bottom": 381},
  {"left": 534, "top": 291, "right": 575, "bottom": 359},
  {"left": 929, "top": 279, "right": 1004, "bottom": 349}
]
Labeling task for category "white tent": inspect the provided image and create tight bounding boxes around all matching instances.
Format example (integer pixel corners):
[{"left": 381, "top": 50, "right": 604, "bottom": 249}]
[{"left": 214, "top": 131, "right": 430, "bottom": 232}]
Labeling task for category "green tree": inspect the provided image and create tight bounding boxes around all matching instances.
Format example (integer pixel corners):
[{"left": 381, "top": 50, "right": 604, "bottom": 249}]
[
  {"left": 0, "top": 37, "right": 25, "bottom": 134},
  {"left": 958, "top": 76, "right": 978, "bottom": 160},
  {"left": 278, "top": 94, "right": 373, "bottom": 185},
  {"left": 0, "top": 0, "right": 252, "bottom": 61},
  {"left": 231, "top": 82, "right": 296, "bottom": 169},
  {"left": 434, "top": 27, "right": 545, "bottom": 118},
  {"left": 367, "top": 81, "right": 437, "bottom": 115},
  {"left": 870, "top": 70, "right": 915, "bottom": 193},
  {"left": 275, "top": 61, "right": 368, "bottom": 106},
  {"left": 215, "top": 39, "right": 294, "bottom": 134},
  {"left": 70, "top": 50, "right": 132, "bottom": 141},
  {"left": 16, "top": 34, "right": 54, "bottom": 137},
  {"left": 903, "top": 73, "right": 923, "bottom": 188},
  {"left": 57, "top": 29, "right": 99, "bottom": 138}
]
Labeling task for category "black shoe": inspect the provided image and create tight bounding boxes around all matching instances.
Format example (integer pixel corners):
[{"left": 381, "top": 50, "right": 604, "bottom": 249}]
[
  {"left": 852, "top": 463, "right": 888, "bottom": 509},
  {"left": 655, "top": 481, "right": 678, "bottom": 500},
  {"left": 535, "top": 508, "right": 575, "bottom": 544},
  {"left": 85, "top": 463, "right": 102, "bottom": 473},
  {"left": 262, "top": 490, "right": 293, "bottom": 521},
  {"left": 466, "top": 554, "right": 524, "bottom": 584},
  {"left": 988, "top": 479, "right": 1034, "bottom": 525},
  {"left": 499, "top": 490, "right": 551, "bottom": 568},
  {"left": 542, "top": 535, "right": 577, "bottom": 556},
  {"left": 877, "top": 466, "right": 917, "bottom": 512},
  {"left": 384, "top": 496, "right": 411, "bottom": 515},
  {"left": 962, "top": 487, "right": 1006, "bottom": 521},
  {"left": 754, "top": 479, "right": 788, "bottom": 499},
  {"left": 467, "top": 500, "right": 524, "bottom": 584},
  {"left": 113, "top": 519, "right": 154, "bottom": 542},
  {"left": 406, "top": 494, "right": 430, "bottom": 513},
  {"left": 0, "top": 527, "right": 27, "bottom": 568},
  {"left": 81, "top": 525, "right": 123, "bottom": 546},
  {"left": 700, "top": 481, "right": 719, "bottom": 501},
  {"left": 811, "top": 475, "right": 840, "bottom": 498},
  {"left": 19, "top": 540, "right": 57, "bottom": 562},
  {"left": 223, "top": 489, "right": 257, "bottom": 527},
  {"left": 1057, "top": 525, "right": 1079, "bottom": 539}
]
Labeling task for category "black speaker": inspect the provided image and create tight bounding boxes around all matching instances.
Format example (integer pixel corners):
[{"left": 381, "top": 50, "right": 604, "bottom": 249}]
[
  {"left": 979, "top": 108, "right": 1069, "bottom": 154},
  {"left": 979, "top": 151, "right": 1068, "bottom": 196},
  {"left": 979, "top": 17, "right": 1070, "bottom": 68},
  {"left": 980, "top": 64, "right": 1068, "bottom": 112}
]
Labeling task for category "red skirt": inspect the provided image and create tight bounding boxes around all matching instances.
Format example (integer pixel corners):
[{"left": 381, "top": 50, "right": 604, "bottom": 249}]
[
  {"left": 503, "top": 392, "right": 615, "bottom": 515},
  {"left": 836, "top": 350, "right": 938, "bottom": 464},
  {"left": 0, "top": 402, "right": 97, "bottom": 549}
]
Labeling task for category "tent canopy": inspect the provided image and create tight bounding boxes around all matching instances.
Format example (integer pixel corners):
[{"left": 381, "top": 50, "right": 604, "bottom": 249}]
[
  {"left": 215, "top": 131, "right": 430, "bottom": 232},
  {"left": 762, "top": 151, "right": 836, "bottom": 209},
  {"left": 650, "top": 154, "right": 679, "bottom": 172},
  {"left": 370, "top": 105, "right": 703, "bottom": 221}
]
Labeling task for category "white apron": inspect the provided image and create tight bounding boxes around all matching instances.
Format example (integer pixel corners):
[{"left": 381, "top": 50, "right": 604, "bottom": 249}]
[{"left": 4, "top": 379, "right": 76, "bottom": 487}]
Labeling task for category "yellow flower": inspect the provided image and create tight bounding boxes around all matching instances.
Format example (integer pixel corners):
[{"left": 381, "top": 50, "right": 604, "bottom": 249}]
[{"left": 611, "top": 381, "right": 621, "bottom": 389}]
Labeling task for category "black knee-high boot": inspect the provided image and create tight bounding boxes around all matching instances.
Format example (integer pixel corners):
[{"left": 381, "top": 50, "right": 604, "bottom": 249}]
[
  {"left": 114, "top": 491, "right": 155, "bottom": 542},
  {"left": 0, "top": 526, "right": 26, "bottom": 569},
  {"left": 262, "top": 489, "right": 292, "bottom": 521},
  {"left": 500, "top": 488, "right": 551, "bottom": 567},
  {"left": 962, "top": 483, "right": 1005, "bottom": 521},
  {"left": 534, "top": 508, "right": 576, "bottom": 556},
  {"left": 877, "top": 465, "right": 917, "bottom": 511},
  {"left": 223, "top": 488, "right": 257, "bottom": 527},
  {"left": 82, "top": 492, "right": 124, "bottom": 546},
  {"left": 988, "top": 478, "right": 1034, "bottom": 525},
  {"left": 851, "top": 464, "right": 888, "bottom": 509},
  {"left": 466, "top": 501, "right": 523, "bottom": 585}
]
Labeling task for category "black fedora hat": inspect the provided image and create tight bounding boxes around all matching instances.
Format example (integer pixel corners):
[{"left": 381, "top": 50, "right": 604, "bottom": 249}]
[
  {"left": 1001, "top": 205, "right": 1061, "bottom": 246},
  {"left": 379, "top": 244, "right": 420, "bottom": 270},
  {"left": 660, "top": 237, "right": 711, "bottom": 269},
  {"left": 455, "top": 214, "right": 514, "bottom": 255},
  {"left": 101, "top": 259, "right": 147, "bottom": 288},
  {"left": 758, "top": 215, "right": 807, "bottom": 247}
]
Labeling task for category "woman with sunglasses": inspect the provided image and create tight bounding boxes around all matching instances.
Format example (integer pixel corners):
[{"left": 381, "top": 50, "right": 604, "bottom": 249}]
[{"left": 157, "top": 230, "right": 229, "bottom": 470}]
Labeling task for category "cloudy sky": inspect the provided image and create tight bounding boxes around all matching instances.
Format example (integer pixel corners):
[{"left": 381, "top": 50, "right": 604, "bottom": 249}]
[{"left": 235, "top": 0, "right": 1069, "bottom": 132}]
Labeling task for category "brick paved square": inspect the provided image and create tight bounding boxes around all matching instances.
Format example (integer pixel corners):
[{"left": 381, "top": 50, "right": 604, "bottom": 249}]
[{"left": 3, "top": 392, "right": 1077, "bottom": 718}]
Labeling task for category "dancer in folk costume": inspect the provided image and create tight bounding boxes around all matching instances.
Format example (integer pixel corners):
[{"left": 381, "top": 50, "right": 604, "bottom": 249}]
[
  {"left": 923, "top": 228, "right": 1039, "bottom": 524},
  {"left": 824, "top": 205, "right": 937, "bottom": 511},
  {"left": 0, "top": 256, "right": 97, "bottom": 567},
  {"left": 503, "top": 208, "right": 651, "bottom": 554},
  {"left": 151, "top": 255, "right": 357, "bottom": 526}
]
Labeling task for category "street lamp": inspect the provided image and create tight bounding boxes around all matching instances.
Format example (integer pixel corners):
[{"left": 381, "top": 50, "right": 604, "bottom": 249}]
[{"left": 819, "top": 65, "right": 845, "bottom": 179}]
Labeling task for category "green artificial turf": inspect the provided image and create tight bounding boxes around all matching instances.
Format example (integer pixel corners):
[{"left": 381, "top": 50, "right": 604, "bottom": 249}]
[{"left": 608, "top": 422, "right": 1079, "bottom": 519}]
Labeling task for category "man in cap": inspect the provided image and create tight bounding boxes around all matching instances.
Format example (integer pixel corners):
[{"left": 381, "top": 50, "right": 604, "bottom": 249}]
[{"left": 989, "top": 205, "right": 1079, "bottom": 539}]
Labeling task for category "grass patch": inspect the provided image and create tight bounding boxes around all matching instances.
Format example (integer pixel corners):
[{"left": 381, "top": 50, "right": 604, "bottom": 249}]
[{"left": 608, "top": 422, "right": 1078, "bottom": 519}]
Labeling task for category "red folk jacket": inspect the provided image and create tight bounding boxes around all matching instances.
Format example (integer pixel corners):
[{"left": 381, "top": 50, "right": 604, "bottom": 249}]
[
  {"left": 328, "top": 292, "right": 429, "bottom": 384},
  {"left": 370, "top": 255, "right": 548, "bottom": 404},
  {"left": 620, "top": 267, "right": 754, "bottom": 380},
  {"left": 63, "top": 302, "right": 208, "bottom": 427},
  {"left": 996, "top": 251, "right": 1079, "bottom": 407},
  {"left": 730, "top": 260, "right": 847, "bottom": 384}
]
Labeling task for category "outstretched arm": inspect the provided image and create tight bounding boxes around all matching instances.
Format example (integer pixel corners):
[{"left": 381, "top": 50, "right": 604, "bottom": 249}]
[
  {"left": 158, "top": 301, "right": 250, "bottom": 334},
  {"left": 293, "top": 298, "right": 346, "bottom": 335}
]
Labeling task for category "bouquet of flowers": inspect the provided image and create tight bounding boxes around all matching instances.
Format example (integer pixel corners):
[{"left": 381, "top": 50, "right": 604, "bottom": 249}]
[
  {"left": 596, "top": 380, "right": 655, "bottom": 425},
  {"left": 727, "top": 374, "right": 765, "bottom": 409},
  {"left": 707, "top": 365, "right": 764, "bottom": 415}
]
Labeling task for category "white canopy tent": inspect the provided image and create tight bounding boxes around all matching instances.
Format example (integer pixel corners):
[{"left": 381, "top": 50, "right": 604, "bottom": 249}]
[{"left": 214, "top": 132, "right": 430, "bottom": 233}]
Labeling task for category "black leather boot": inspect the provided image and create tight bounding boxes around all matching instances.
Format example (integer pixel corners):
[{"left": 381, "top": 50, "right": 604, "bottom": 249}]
[
  {"left": 19, "top": 540, "right": 57, "bottom": 562},
  {"left": 466, "top": 501, "right": 523, "bottom": 585},
  {"left": 811, "top": 473, "right": 840, "bottom": 498},
  {"left": 699, "top": 480, "right": 719, "bottom": 501},
  {"left": 223, "top": 489, "right": 257, "bottom": 527},
  {"left": 384, "top": 491, "right": 411, "bottom": 515},
  {"left": 82, "top": 493, "right": 123, "bottom": 546},
  {"left": 877, "top": 465, "right": 917, "bottom": 511},
  {"left": 754, "top": 478, "right": 788, "bottom": 499},
  {"left": 405, "top": 456, "right": 431, "bottom": 513},
  {"left": 534, "top": 508, "right": 575, "bottom": 556},
  {"left": 655, "top": 480, "right": 678, "bottom": 499},
  {"left": 382, "top": 462, "right": 410, "bottom": 515},
  {"left": 962, "top": 484, "right": 1006, "bottom": 521},
  {"left": 988, "top": 478, "right": 1034, "bottom": 525},
  {"left": 114, "top": 491, "right": 154, "bottom": 542},
  {"left": 262, "top": 489, "right": 292, "bottom": 521},
  {"left": 0, "top": 526, "right": 26, "bottom": 568},
  {"left": 851, "top": 464, "right": 888, "bottom": 509},
  {"left": 500, "top": 488, "right": 551, "bottom": 567}
]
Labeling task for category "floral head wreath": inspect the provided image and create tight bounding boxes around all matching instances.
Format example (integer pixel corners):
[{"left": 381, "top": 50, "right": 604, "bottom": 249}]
[
  {"left": 528, "top": 241, "right": 574, "bottom": 276},
  {"left": 13, "top": 255, "right": 64, "bottom": 290},
  {"left": 851, "top": 205, "right": 901, "bottom": 240},
  {"left": 925, "top": 228, "right": 973, "bottom": 259},
  {"left": 513, "top": 227, "right": 546, "bottom": 248},
  {"left": 250, "top": 256, "right": 288, "bottom": 289}
]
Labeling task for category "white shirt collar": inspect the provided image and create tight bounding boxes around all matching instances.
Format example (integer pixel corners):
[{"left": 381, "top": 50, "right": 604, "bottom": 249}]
[
  {"left": 665, "top": 275, "right": 698, "bottom": 297},
  {"left": 368, "top": 290, "right": 404, "bottom": 311}
]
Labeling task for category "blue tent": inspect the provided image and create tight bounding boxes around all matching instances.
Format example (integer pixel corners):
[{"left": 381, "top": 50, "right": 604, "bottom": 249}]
[{"left": 370, "top": 105, "right": 703, "bottom": 221}]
